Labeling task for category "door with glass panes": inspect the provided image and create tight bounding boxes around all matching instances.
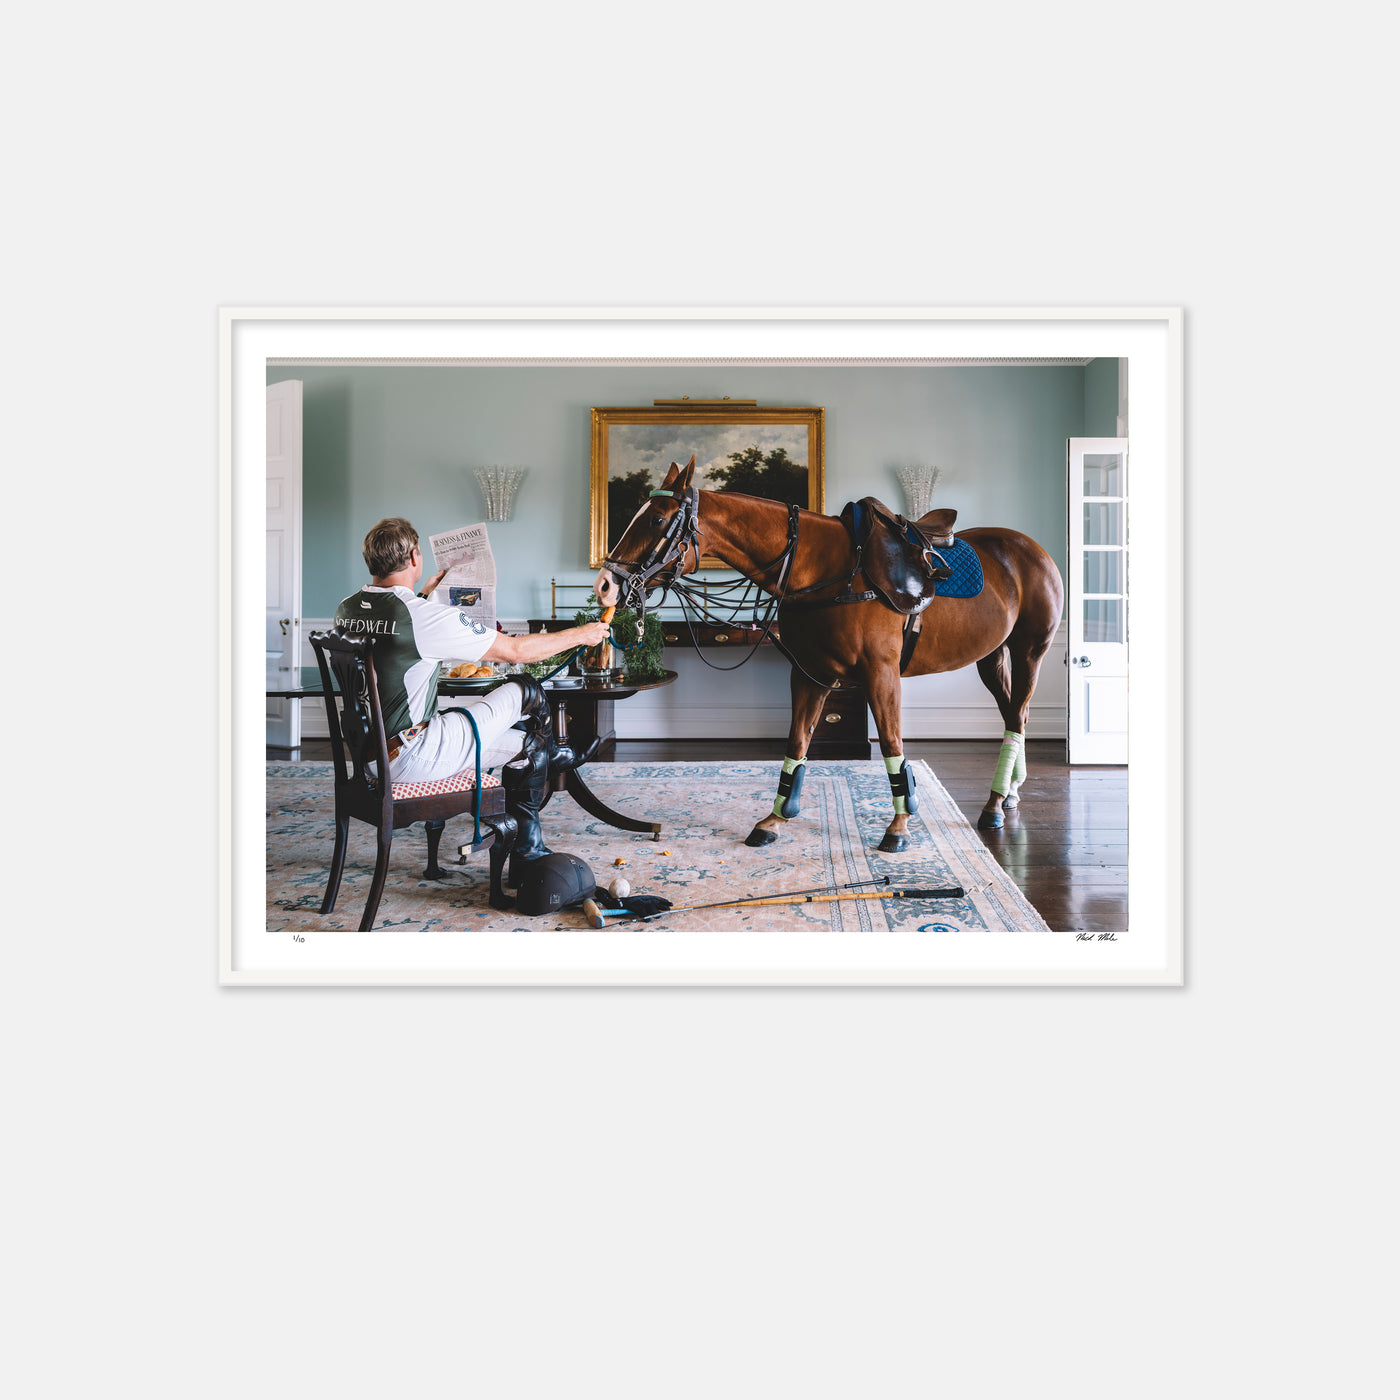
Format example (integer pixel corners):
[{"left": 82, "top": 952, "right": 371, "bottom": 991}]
[{"left": 1068, "top": 438, "right": 1128, "bottom": 763}]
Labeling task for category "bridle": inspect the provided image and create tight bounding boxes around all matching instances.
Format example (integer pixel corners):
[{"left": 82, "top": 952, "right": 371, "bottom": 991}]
[
  {"left": 602, "top": 486, "right": 845, "bottom": 687},
  {"left": 601, "top": 485, "right": 706, "bottom": 619}
]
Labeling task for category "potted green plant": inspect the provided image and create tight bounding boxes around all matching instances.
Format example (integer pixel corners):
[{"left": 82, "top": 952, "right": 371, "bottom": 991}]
[{"left": 573, "top": 595, "right": 666, "bottom": 682}]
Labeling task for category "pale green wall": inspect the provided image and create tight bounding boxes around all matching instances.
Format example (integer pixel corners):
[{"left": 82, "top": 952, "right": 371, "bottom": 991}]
[
  {"left": 266, "top": 363, "right": 1096, "bottom": 618},
  {"left": 1083, "top": 357, "right": 1120, "bottom": 438}
]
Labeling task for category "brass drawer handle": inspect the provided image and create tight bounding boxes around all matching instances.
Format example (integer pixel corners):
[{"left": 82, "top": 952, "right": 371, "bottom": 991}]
[
  {"left": 825, "top": 712, "right": 842, "bottom": 723},
  {"left": 714, "top": 633, "right": 729, "bottom": 642},
  {"left": 664, "top": 634, "right": 678, "bottom": 643}
]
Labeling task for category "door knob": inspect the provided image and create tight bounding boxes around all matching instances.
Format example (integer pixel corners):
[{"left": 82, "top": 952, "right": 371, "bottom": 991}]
[
  {"left": 1074, "top": 655, "right": 1091, "bottom": 667},
  {"left": 279, "top": 618, "right": 291, "bottom": 636}
]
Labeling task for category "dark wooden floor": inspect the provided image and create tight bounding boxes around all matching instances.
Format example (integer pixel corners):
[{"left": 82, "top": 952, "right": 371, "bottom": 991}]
[{"left": 271, "top": 737, "right": 1127, "bottom": 932}]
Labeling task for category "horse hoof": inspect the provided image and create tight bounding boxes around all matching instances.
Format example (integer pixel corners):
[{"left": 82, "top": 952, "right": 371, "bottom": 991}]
[
  {"left": 1001, "top": 795, "right": 1020, "bottom": 810},
  {"left": 745, "top": 827, "right": 779, "bottom": 847},
  {"left": 878, "top": 833, "right": 909, "bottom": 853},
  {"left": 977, "top": 809, "right": 1004, "bottom": 830}
]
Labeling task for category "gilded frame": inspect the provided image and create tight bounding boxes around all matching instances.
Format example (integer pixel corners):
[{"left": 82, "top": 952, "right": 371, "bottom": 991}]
[{"left": 589, "top": 404, "right": 825, "bottom": 569}]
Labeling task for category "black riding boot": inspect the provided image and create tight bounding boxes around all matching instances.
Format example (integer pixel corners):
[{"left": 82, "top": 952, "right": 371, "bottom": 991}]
[
  {"left": 501, "top": 673, "right": 549, "bottom": 730},
  {"left": 502, "top": 737, "right": 553, "bottom": 888},
  {"left": 545, "top": 731, "right": 581, "bottom": 776},
  {"left": 501, "top": 672, "right": 581, "bottom": 775}
]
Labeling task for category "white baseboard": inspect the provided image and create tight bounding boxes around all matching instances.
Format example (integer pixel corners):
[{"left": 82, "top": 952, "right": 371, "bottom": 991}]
[
  {"left": 618, "top": 619, "right": 1069, "bottom": 740},
  {"left": 612, "top": 701, "right": 1066, "bottom": 741},
  {"left": 895, "top": 703, "right": 1067, "bottom": 741}
]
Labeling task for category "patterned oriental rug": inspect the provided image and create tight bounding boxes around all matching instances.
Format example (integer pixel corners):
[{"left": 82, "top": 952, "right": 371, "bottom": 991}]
[{"left": 266, "top": 759, "right": 1051, "bottom": 934}]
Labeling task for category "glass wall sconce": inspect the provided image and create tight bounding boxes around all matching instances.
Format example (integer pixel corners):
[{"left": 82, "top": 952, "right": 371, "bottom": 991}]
[
  {"left": 474, "top": 466, "right": 528, "bottom": 522},
  {"left": 895, "top": 465, "right": 941, "bottom": 520}
]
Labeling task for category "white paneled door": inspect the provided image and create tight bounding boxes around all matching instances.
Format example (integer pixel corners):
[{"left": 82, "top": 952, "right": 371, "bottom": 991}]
[
  {"left": 266, "top": 380, "right": 303, "bottom": 749},
  {"left": 1067, "top": 437, "right": 1128, "bottom": 764}
]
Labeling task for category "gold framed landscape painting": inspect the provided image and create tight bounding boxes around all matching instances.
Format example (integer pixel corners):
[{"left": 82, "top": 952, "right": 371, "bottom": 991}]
[{"left": 590, "top": 403, "right": 825, "bottom": 569}]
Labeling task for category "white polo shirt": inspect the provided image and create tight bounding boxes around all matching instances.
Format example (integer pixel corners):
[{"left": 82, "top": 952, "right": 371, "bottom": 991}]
[{"left": 331, "top": 585, "right": 494, "bottom": 737}]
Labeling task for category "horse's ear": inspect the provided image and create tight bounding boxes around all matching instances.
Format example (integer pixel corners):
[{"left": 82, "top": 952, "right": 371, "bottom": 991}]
[
  {"left": 659, "top": 461, "right": 682, "bottom": 490},
  {"left": 679, "top": 454, "right": 697, "bottom": 489}
]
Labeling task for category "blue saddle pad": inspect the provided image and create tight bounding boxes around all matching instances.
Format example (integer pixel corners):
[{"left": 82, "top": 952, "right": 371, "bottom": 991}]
[{"left": 930, "top": 537, "right": 984, "bottom": 599}]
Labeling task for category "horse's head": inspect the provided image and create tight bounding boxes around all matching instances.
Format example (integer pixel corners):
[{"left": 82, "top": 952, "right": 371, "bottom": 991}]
[{"left": 593, "top": 455, "right": 702, "bottom": 611}]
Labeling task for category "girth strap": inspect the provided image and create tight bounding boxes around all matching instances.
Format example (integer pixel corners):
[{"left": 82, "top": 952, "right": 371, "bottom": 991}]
[
  {"left": 899, "top": 612, "right": 923, "bottom": 674},
  {"left": 779, "top": 588, "right": 879, "bottom": 613}
]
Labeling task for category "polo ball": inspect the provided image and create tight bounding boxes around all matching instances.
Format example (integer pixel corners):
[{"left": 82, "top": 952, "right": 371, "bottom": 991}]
[{"left": 608, "top": 877, "right": 631, "bottom": 900}]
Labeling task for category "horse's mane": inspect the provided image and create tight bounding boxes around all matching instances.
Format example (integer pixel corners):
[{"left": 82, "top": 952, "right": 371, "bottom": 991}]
[{"left": 700, "top": 488, "right": 834, "bottom": 525}]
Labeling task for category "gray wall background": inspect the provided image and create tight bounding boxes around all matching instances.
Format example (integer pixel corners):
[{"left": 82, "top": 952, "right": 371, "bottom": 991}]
[
  {"left": 17, "top": 4, "right": 1395, "bottom": 1392},
  {"left": 268, "top": 361, "right": 1120, "bottom": 618}
]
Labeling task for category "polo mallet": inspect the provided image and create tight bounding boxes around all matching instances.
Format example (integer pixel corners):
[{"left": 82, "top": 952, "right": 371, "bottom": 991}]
[
  {"left": 584, "top": 875, "right": 893, "bottom": 926},
  {"left": 581, "top": 876, "right": 969, "bottom": 929}
]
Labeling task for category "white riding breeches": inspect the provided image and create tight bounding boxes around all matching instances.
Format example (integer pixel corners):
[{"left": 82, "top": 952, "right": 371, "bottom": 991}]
[{"left": 380, "top": 685, "right": 527, "bottom": 784}]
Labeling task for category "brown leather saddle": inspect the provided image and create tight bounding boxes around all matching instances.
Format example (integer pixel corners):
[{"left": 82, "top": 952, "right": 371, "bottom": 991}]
[{"left": 839, "top": 496, "right": 957, "bottom": 617}]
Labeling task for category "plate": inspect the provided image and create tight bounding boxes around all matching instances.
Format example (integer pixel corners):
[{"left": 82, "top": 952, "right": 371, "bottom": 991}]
[
  {"left": 543, "top": 676, "right": 584, "bottom": 689},
  {"left": 440, "top": 674, "right": 501, "bottom": 690}
]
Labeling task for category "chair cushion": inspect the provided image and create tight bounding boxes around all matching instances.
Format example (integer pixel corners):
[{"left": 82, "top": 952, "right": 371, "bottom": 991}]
[{"left": 391, "top": 769, "right": 502, "bottom": 801}]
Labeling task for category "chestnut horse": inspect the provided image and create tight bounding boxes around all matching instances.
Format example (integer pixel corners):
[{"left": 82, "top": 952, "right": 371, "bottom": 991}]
[{"left": 594, "top": 457, "right": 1064, "bottom": 851}]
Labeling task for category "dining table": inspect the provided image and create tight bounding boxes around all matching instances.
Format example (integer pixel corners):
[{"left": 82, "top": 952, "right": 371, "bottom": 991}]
[{"left": 267, "top": 667, "right": 678, "bottom": 838}]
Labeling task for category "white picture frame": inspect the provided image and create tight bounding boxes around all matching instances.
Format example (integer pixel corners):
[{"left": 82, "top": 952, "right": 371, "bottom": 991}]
[{"left": 224, "top": 307, "right": 1183, "bottom": 986}]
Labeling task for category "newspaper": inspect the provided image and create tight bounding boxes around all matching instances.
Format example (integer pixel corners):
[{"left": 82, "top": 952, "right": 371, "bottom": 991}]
[{"left": 427, "top": 522, "right": 497, "bottom": 630}]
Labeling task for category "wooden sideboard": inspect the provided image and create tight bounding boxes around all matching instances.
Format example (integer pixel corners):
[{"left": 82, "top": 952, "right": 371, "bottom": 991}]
[{"left": 526, "top": 619, "right": 871, "bottom": 760}]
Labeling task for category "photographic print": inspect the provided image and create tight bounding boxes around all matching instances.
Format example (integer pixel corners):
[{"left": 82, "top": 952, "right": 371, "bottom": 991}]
[{"left": 225, "top": 309, "right": 1181, "bottom": 985}]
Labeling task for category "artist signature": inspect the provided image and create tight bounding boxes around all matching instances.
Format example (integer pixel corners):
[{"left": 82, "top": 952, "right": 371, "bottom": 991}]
[{"left": 1076, "top": 932, "right": 1118, "bottom": 941}]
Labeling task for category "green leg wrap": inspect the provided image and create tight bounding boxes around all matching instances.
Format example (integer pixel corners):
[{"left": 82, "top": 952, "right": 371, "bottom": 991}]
[
  {"left": 991, "top": 730, "right": 1023, "bottom": 797},
  {"left": 773, "top": 756, "right": 807, "bottom": 818},
  {"left": 1013, "top": 737, "right": 1027, "bottom": 786},
  {"left": 885, "top": 754, "right": 918, "bottom": 815}
]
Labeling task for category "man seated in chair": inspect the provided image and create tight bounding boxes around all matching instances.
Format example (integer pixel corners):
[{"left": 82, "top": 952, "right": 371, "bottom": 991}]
[{"left": 335, "top": 518, "right": 611, "bottom": 880}]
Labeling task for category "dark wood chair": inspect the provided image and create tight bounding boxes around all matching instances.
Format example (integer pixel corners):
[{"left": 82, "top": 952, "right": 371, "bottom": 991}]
[{"left": 309, "top": 630, "right": 517, "bottom": 930}]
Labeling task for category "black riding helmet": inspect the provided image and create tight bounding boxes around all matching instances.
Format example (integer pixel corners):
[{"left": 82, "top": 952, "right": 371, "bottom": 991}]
[{"left": 513, "top": 852, "right": 596, "bottom": 915}]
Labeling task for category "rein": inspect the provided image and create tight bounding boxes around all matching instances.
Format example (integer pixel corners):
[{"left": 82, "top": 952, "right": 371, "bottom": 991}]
[{"left": 602, "top": 490, "right": 872, "bottom": 691}]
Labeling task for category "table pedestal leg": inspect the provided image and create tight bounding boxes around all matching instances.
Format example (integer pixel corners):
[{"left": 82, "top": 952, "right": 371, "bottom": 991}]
[
  {"left": 562, "top": 768, "right": 662, "bottom": 839},
  {"left": 546, "top": 692, "right": 661, "bottom": 837}
]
